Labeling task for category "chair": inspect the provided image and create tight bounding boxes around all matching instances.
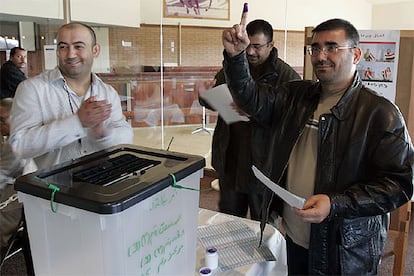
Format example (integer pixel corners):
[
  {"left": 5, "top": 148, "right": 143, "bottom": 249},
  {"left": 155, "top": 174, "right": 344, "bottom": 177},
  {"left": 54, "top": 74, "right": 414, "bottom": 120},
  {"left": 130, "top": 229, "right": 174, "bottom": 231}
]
[{"left": 386, "top": 201, "right": 412, "bottom": 276}]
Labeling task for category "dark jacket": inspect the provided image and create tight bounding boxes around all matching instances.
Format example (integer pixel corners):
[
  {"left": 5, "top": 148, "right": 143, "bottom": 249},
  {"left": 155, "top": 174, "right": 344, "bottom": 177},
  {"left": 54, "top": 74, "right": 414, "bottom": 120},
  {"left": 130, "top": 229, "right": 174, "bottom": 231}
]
[
  {"left": 224, "top": 51, "right": 414, "bottom": 274},
  {"left": 0, "top": 60, "right": 26, "bottom": 99},
  {"left": 201, "top": 48, "right": 300, "bottom": 192}
]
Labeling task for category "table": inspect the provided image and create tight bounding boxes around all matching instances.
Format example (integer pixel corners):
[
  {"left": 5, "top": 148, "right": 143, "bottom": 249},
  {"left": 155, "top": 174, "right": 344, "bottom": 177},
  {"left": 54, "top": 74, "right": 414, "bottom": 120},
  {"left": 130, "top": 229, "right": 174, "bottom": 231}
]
[{"left": 196, "top": 208, "right": 287, "bottom": 275}]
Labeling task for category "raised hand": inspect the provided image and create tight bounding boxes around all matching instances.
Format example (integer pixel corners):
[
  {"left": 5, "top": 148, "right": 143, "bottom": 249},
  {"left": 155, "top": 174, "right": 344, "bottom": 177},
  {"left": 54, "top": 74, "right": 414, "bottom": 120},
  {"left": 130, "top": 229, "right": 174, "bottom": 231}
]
[{"left": 222, "top": 2, "right": 250, "bottom": 57}]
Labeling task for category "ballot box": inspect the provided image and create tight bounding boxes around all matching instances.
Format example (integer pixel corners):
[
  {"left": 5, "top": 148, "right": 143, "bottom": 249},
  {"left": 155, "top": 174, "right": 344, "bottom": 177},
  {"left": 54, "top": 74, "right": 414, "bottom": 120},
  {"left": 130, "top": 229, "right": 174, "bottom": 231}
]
[{"left": 15, "top": 145, "right": 205, "bottom": 276}]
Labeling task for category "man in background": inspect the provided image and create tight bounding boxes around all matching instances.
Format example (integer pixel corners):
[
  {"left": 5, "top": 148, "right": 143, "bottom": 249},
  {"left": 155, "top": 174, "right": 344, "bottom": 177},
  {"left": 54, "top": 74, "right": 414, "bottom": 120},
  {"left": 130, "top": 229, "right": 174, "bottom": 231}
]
[
  {"left": 10, "top": 22, "right": 133, "bottom": 170},
  {"left": 201, "top": 19, "right": 300, "bottom": 221},
  {"left": 0, "top": 47, "right": 27, "bottom": 99}
]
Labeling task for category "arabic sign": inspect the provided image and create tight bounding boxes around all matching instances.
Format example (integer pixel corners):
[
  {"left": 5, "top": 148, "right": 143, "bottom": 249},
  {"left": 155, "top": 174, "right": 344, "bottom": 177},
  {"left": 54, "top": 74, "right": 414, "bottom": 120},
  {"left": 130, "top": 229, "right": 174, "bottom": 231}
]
[{"left": 357, "top": 30, "right": 400, "bottom": 103}]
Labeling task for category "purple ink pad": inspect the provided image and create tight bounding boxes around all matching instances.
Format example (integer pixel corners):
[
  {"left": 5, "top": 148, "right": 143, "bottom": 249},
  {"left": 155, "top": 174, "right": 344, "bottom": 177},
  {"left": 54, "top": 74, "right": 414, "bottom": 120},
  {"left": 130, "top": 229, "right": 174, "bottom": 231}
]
[{"left": 199, "top": 267, "right": 212, "bottom": 275}]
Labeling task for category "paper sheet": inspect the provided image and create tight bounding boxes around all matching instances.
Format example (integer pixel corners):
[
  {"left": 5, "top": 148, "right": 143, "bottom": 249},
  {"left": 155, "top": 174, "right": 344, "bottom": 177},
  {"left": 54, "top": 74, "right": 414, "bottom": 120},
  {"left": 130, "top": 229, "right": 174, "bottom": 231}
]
[
  {"left": 197, "top": 220, "right": 276, "bottom": 272},
  {"left": 199, "top": 84, "right": 250, "bottom": 124},
  {"left": 252, "top": 165, "right": 305, "bottom": 209}
]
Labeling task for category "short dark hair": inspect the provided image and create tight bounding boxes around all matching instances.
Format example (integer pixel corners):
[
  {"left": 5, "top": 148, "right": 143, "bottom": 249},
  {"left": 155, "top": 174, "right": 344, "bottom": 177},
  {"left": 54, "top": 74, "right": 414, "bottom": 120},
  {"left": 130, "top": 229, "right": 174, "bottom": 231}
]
[
  {"left": 246, "top": 19, "right": 274, "bottom": 42},
  {"left": 57, "top": 22, "right": 97, "bottom": 46},
  {"left": 312, "top": 18, "right": 360, "bottom": 47},
  {"left": 10, "top": 47, "right": 26, "bottom": 57}
]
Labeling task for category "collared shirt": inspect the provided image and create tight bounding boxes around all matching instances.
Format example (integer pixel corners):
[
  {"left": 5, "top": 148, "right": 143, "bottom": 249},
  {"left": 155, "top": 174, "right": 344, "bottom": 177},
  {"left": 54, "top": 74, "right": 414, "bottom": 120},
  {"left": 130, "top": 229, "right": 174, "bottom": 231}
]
[{"left": 10, "top": 67, "right": 133, "bottom": 170}]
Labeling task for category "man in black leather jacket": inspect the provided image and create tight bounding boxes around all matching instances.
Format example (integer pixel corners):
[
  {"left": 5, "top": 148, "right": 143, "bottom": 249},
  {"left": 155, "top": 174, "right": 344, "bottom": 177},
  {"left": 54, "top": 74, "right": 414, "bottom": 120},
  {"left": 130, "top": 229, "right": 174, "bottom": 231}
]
[
  {"left": 222, "top": 15, "right": 414, "bottom": 275},
  {"left": 200, "top": 19, "right": 300, "bottom": 221}
]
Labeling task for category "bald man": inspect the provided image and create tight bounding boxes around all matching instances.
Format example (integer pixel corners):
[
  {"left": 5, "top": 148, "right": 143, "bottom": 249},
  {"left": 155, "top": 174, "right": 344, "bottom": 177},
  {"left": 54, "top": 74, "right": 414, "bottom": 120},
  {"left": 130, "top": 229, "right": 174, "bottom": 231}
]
[{"left": 10, "top": 22, "right": 133, "bottom": 170}]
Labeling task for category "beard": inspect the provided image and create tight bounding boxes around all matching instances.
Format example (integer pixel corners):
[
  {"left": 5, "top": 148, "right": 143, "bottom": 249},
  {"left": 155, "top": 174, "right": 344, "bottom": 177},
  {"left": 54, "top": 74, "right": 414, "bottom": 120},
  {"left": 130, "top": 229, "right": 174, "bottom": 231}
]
[
  {"left": 313, "top": 60, "right": 336, "bottom": 82},
  {"left": 59, "top": 58, "right": 91, "bottom": 79}
]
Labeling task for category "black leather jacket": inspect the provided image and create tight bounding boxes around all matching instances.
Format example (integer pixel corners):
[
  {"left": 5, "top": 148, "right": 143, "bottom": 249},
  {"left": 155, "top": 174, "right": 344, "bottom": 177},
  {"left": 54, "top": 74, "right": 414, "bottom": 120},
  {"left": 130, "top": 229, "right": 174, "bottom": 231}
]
[
  {"left": 0, "top": 60, "right": 26, "bottom": 99},
  {"left": 200, "top": 48, "right": 300, "bottom": 192},
  {"left": 224, "top": 51, "right": 414, "bottom": 275}
]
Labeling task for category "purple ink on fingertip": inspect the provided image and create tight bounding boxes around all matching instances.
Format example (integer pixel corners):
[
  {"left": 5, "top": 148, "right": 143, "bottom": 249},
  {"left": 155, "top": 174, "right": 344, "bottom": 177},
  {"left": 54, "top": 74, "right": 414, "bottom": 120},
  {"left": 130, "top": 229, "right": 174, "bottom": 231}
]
[{"left": 243, "top": 3, "right": 248, "bottom": 13}]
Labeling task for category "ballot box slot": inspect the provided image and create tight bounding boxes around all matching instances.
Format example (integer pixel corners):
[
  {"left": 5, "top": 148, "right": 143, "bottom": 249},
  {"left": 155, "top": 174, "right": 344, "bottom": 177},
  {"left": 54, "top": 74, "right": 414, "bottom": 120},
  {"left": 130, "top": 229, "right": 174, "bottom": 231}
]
[{"left": 72, "top": 153, "right": 161, "bottom": 186}]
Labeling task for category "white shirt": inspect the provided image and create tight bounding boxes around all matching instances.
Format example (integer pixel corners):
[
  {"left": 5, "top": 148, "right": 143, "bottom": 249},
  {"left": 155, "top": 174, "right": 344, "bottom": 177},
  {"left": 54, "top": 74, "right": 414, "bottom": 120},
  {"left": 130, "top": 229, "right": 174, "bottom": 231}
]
[{"left": 10, "top": 67, "right": 133, "bottom": 170}]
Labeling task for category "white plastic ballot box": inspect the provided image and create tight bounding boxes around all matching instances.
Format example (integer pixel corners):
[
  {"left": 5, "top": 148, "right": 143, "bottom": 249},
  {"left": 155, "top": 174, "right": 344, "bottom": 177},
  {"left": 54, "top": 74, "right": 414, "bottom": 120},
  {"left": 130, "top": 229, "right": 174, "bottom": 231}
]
[{"left": 15, "top": 145, "right": 205, "bottom": 276}]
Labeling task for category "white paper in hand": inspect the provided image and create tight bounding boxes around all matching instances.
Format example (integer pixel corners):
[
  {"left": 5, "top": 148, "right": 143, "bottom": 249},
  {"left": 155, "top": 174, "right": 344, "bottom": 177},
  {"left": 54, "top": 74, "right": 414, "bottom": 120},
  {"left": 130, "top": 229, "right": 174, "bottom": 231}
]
[
  {"left": 252, "top": 165, "right": 305, "bottom": 209},
  {"left": 199, "top": 84, "right": 250, "bottom": 124}
]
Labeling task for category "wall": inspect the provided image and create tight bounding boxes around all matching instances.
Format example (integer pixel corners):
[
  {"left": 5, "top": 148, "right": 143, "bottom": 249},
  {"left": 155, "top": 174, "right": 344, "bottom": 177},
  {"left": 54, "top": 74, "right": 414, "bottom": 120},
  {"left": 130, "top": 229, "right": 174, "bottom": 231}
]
[
  {"left": 395, "top": 31, "right": 414, "bottom": 136},
  {"left": 141, "top": 0, "right": 373, "bottom": 30},
  {"left": 0, "top": 0, "right": 63, "bottom": 20},
  {"left": 2, "top": 0, "right": 411, "bottom": 74},
  {"left": 70, "top": 0, "right": 140, "bottom": 27},
  {"left": 0, "top": 0, "right": 140, "bottom": 27},
  {"left": 372, "top": 1, "right": 414, "bottom": 30},
  {"left": 2, "top": 0, "right": 413, "bottom": 30},
  {"left": 11, "top": 23, "right": 304, "bottom": 76},
  {"left": 92, "top": 27, "right": 111, "bottom": 73},
  {"left": 108, "top": 25, "right": 304, "bottom": 72},
  {"left": 108, "top": 25, "right": 226, "bottom": 70}
]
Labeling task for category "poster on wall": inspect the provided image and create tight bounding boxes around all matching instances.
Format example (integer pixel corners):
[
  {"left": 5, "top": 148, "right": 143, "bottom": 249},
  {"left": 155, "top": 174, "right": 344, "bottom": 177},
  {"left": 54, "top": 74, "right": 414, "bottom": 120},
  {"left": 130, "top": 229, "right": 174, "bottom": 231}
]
[
  {"left": 164, "top": 0, "right": 230, "bottom": 20},
  {"left": 357, "top": 30, "right": 400, "bottom": 103},
  {"left": 43, "top": 45, "right": 57, "bottom": 70}
]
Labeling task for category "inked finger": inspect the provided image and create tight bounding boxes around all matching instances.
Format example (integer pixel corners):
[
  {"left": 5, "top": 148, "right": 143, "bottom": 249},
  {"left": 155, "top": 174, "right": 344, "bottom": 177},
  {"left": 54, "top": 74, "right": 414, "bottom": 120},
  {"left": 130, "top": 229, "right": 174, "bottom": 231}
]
[{"left": 240, "top": 3, "right": 248, "bottom": 26}]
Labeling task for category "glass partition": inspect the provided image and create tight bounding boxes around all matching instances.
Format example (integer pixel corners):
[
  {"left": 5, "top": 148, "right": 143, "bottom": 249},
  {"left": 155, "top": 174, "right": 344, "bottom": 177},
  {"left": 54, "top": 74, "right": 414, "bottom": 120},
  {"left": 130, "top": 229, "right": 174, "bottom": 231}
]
[
  {"left": 99, "top": 71, "right": 218, "bottom": 168},
  {"left": 0, "top": 6, "right": 304, "bottom": 171}
]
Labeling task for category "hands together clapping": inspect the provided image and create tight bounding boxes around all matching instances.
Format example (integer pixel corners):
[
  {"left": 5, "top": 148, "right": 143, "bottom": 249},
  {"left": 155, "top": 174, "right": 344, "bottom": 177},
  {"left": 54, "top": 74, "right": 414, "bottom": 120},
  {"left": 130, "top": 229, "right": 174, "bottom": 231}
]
[{"left": 77, "top": 96, "right": 111, "bottom": 138}]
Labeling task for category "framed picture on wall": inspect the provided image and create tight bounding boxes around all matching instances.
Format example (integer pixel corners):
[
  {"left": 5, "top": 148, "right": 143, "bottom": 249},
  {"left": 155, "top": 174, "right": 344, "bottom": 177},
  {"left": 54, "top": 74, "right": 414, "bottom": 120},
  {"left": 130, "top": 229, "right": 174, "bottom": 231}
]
[{"left": 164, "top": 0, "right": 230, "bottom": 20}]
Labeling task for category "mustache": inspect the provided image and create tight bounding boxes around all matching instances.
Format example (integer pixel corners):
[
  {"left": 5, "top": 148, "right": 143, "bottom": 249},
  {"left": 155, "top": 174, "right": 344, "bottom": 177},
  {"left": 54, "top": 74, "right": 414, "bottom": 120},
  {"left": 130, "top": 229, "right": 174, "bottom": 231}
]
[
  {"left": 64, "top": 57, "right": 80, "bottom": 64},
  {"left": 314, "top": 60, "right": 334, "bottom": 66}
]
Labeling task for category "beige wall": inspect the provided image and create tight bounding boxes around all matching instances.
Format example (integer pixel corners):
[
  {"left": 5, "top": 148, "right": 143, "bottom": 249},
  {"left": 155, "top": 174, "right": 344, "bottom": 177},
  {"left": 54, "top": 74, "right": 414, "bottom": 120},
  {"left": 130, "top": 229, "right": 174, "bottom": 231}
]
[
  {"left": 108, "top": 25, "right": 304, "bottom": 71},
  {"left": 0, "top": 0, "right": 63, "bottom": 20},
  {"left": 2, "top": 1, "right": 412, "bottom": 74},
  {"left": 372, "top": 1, "right": 414, "bottom": 30},
  {"left": 1, "top": 23, "right": 304, "bottom": 76},
  {"left": 141, "top": 0, "right": 373, "bottom": 30},
  {"left": 3, "top": 0, "right": 413, "bottom": 30}
]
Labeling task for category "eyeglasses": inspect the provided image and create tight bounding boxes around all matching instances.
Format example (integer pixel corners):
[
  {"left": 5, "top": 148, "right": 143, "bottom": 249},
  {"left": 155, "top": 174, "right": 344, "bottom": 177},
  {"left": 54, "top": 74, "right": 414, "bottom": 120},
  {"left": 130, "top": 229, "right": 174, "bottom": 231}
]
[
  {"left": 247, "top": 42, "right": 270, "bottom": 50},
  {"left": 307, "top": 45, "right": 355, "bottom": 56}
]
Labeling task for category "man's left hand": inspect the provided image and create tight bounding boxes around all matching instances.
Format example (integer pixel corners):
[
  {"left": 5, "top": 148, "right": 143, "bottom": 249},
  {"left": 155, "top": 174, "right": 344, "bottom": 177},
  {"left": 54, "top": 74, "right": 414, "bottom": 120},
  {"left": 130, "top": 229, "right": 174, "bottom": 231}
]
[
  {"left": 78, "top": 96, "right": 111, "bottom": 128},
  {"left": 293, "top": 194, "right": 331, "bottom": 223}
]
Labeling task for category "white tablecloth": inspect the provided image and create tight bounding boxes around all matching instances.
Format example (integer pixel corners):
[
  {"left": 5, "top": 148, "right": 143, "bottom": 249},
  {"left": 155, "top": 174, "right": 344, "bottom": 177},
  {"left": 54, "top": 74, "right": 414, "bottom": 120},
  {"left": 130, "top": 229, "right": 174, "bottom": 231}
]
[{"left": 196, "top": 208, "right": 287, "bottom": 275}]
